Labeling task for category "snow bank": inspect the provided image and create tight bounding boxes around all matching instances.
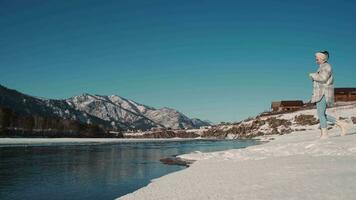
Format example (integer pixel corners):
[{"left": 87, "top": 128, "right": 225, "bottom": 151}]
[{"left": 117, "top": 125, "right": 356, "bottom": 200}]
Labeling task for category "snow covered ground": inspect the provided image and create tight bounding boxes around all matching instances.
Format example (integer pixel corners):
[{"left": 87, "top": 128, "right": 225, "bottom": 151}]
[{"left": 117, "top": 125, "right": 356, "bottom": 199}]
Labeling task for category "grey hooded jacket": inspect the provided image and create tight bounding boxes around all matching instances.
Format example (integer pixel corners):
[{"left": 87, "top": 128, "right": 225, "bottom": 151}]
[{"left": 310, "top": 62, "right": 334, "bottom": 107}]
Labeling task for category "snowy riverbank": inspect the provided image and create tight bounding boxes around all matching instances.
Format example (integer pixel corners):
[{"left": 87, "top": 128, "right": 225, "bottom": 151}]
[{"left": 117, "top": 125, "right": 356, "bottom": 200}]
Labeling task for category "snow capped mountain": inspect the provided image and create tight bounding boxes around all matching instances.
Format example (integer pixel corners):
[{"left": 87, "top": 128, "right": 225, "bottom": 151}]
[
  {"left": 0, "top": 85, "right": 114, "bottom": 128},
  {"left": 191, "top": 118, "right": 214, "bottom": 127},
  {"left": 0, "top": 85, "right": 211, "bottom": 131},
  {"left": 142, "top": 107, "right": 196, "bottom": 129},
  {"left": 66, "top": 93, "right": 211, "bottom": 130},
  {"left": 66, "top": 93, "right": 160, "bottom": 130}
]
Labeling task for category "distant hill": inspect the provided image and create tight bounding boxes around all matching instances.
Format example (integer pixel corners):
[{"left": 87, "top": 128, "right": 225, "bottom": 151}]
[{"left": 0, "top": 84, "right": 211, "bottom": 134}]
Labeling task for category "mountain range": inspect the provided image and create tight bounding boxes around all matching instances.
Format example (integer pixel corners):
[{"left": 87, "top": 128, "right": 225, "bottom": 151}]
[{"left": 0, "top": 84, "right": 211, "bottom": 131}]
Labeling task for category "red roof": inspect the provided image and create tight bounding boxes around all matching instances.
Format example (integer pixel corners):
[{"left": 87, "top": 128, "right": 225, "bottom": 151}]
[
  {"left": 280, "top": 101, "right": 304, "bottom": 106},
  {"left": 335, "top": 88, "right": 356, "bottom": 93}
]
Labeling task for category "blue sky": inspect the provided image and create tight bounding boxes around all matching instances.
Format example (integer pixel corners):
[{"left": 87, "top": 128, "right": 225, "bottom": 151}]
[{"left": 1, "top": 0, "right": 356, "bottom": 124}]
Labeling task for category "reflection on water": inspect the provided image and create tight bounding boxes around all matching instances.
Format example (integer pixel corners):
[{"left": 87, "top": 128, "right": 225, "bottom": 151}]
[{"left": 0, "top": 139, "right": 259, "bottom": 200}]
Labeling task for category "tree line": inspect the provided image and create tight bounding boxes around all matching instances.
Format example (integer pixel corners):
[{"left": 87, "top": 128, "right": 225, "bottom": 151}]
[{"left": 0, "top": 107, "right": 122, "bottom": 138}]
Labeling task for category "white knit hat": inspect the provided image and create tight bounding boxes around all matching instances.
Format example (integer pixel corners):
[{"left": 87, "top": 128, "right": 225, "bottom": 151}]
[{"left": 315, "top": 51, "right": 329, "bottom": 62}]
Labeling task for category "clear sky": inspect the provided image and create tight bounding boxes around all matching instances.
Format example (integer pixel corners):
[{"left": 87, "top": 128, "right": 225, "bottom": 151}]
[{"left": 1, "top": 0, "right": 356, "bottom": 124}]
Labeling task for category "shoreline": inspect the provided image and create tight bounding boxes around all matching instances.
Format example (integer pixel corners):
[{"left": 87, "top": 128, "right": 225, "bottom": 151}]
[
  {"left": 0, "top": 137, "right": 260, "bottom": 200},
  {"left": 117, "top": 127, "right": 356, "bottom": 200}
]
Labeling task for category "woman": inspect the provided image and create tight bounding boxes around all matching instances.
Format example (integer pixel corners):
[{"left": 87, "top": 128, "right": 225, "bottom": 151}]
[{"left": 309, "top": 51, "right": 347, "bottom": 139}]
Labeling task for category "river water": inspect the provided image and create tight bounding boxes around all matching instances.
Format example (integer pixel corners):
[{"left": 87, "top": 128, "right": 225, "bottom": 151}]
[{"left": 0, "top": 139, "right": 260, "bottom": 200}]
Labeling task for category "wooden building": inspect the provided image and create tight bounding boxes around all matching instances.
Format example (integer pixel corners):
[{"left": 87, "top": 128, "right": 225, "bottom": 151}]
[
  {"left": 334, "top": 88, "right": 356, "bottom": 102},
  {"left": 271, "top": 100, "right": 304, "bottom": 112}
]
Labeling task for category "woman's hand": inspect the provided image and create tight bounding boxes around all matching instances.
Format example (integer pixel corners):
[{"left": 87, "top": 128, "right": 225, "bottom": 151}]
[{"left": 309, "top": 73, "right": 315, "bottom": 80}]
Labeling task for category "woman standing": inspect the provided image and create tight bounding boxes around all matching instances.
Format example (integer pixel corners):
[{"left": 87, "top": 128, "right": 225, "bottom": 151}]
[{"left": 309, "top": 51, "right": 347, "bottom": 139}]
